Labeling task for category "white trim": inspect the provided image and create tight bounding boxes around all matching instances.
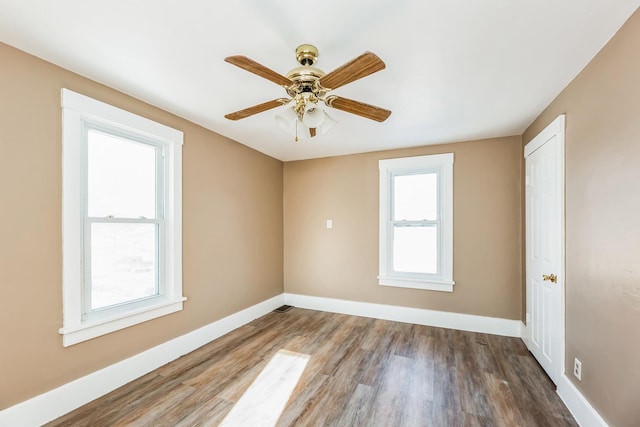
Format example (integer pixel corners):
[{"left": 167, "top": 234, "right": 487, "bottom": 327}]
[
  {"left": 61, "top": 88, "right": 184, "bottom": 346},
  {"left": 378, "top": 276, "right": 454, "bottom": 292},
  {"left": 284, "top": 293, "right": 521, "bottom": 337},
  {"left": 61, "top": 89, "right": 183, "bottom": 144},
  {"left": 524, "top": 114, "right": 565, "bottom": 157},
  {"left": 378, "top": 153, "right": 454, "bottom": 292},
  {"left": 557, "top": 374, "right": 609, "bottom": 427},
  {"left": 520, "top": 321, "right": 528, "bottom": 347},
  {"left": 59, "top": 297, "right": 187, "bottom": 346},
  {"left": 0, "top": 294, "right": 284, "bottom": 427}
]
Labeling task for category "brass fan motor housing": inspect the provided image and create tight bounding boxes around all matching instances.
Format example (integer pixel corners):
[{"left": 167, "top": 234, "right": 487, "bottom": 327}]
[
  {"left": 286, "top": 66, "right": 325, "bottom": 83},
  {"left": 286, "top": 45, "right": 326, "bottom": 98}
]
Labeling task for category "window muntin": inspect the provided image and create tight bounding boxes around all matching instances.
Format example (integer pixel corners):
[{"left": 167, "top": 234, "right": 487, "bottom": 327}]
[{"left": 379, "top": 154, "right": 454, "bottom": 292}]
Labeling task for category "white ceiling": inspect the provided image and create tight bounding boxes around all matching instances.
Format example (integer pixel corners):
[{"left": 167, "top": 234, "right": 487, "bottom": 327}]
[{"left": 1, "top": 1, "right": 638, "bottom": 161}]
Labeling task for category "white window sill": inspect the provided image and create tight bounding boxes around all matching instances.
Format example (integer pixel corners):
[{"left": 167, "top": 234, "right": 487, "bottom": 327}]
[
  {"left": 378, "top": 276, "right": 454, "bottom": 292},
  {"left": 59, "top": 297, "right": 186, "bottom": 347}
]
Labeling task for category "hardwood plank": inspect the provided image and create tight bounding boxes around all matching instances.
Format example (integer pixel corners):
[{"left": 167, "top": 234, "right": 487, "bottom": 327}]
[
  {"left": 430, "top": 408, "right": 467, "bottom": 426},
  {"left": 215, "top": 359, "right": 267, "bottom": 402},
  {"left": 433, "top": 361, "right": 463, "bottom": 414},
  {"left": 113, "top": 382, "right": 196, "bottom": 426},
  {"left": 275, "top": 372, "right": 329, "bottom": 426},
  {"left": 360, "top": 318, "right": 395, "bottom": 351},
  {"left": 173, "top": 396, "right": 233, "bottom": 427},
  {"left": 155, "top": 324, "right": 257, "bottom": 379},
  {"left": 482, "top": 372, "right": 527, "bottom": 427},
  {"left": 367, "top": 354, "right": 412, "bottom": 426},
  {"left": 433, "top": 326, "right": 457, "bottom": 365},
  {"left": 327, "top": 383, "right": 376, "bottom": 427},
  {"left": 455, "top": 331, "right": 494, "bottom": 418},
  {"left": 219, "top": 350, "right": 309, "bottom": 427}
]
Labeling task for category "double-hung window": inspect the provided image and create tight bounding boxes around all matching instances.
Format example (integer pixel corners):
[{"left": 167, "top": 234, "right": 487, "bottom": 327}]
[
  {"left": 378, "top": 153, "right": 454, "bottom": 292},
  {"left": 61, "top": 89, "right": 184, "bottom": 346}
]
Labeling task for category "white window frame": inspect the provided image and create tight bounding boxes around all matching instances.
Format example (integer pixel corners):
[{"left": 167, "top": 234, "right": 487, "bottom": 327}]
[
  {"left": 378, "top": 153, "right": 454, "bottom": 292},
  {"left": 60, "top": 88, "right": 185, "bottom": 346}
]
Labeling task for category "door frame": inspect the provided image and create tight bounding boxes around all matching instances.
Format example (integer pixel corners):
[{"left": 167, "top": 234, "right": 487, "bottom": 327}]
[{"left": 524, "top": 114, "right": 566, "bottom": 384}]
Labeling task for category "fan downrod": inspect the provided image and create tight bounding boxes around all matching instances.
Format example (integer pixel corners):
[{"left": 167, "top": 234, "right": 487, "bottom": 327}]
[{"left": 296, "top": 44, "right": 318, "bottom": 66}]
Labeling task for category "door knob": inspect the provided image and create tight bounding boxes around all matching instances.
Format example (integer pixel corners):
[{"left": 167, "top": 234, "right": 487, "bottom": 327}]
[{"left": 542, "top": 274, "right": 557, "bottom": 283}]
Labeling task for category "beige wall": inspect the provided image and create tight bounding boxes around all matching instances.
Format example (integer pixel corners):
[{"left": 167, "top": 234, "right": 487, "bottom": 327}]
[
  {"left": 0, "top": 42, "right": 283, "bottom": 409},
  {"left": 284, "top": 137, "right": 522, "bottom": 319},
  {"left": 523, "top": 9, "right": 640, "bottom": 426}
]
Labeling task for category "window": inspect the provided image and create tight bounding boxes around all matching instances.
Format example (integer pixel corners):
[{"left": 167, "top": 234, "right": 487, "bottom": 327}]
[
  {"left": 60, "top": 89, "right": 184, "bottom": 346},
  {"left": 379, "top": 153, "right": 454, "bottom": 292}
]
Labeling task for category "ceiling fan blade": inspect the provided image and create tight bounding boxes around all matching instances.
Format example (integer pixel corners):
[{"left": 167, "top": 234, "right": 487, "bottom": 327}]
[
  {"left": 225, "top": 99, "right": 289, "bottom": 120},
  {"left": 309, "top": 128, "right": 317, "bottom": 137},
  {"left": 325, "top": 96, "right": 391, "bottom": 122},
  {"left": 225, "top": 55, "right": 292, "bottom": 87},
  {"left": 318, "top": 52, "right": 386, "bottom": 90}
]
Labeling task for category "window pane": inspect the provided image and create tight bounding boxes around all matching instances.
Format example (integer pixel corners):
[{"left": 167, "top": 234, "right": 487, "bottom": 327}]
[
  {"left": 90, "top": 223, "right": 158, "bottom": 310},
  {"left": 393, "top": 225, "right": 438, "bottom": 274},
  {"left": 88, "top": 129, "right": 157, "bottom": 218},
  {"left": 393, "top": 173, "right": 437, "bottom": 221}
]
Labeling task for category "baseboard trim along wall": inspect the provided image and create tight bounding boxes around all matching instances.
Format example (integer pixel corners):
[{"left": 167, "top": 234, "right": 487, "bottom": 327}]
[
  {"left": 520, "top": 321, "right": 528, "bottom": 345},
  {"left": 0, "top": 294, "right": 285, "bottom": 427},
  {"left": 284, "top": 293, "right": 522, "bottom": 337},
  {"left": 557, "top": 374, "right": 609, "bottom": 427}
]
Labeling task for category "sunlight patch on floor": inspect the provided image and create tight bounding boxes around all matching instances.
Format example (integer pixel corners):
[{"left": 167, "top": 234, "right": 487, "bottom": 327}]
[{"left": 219, "top": 349, "right": 310, "bottom": 427}]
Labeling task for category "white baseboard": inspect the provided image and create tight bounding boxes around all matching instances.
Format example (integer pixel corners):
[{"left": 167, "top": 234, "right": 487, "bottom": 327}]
[
  {"left": 284, "top": 293, "right": 522, "bottom": 337},
  {"left": 557, "top": 374, "right": 609, "bottom": 427},
  {"left": 520, "top": 321, "right": 530, "bottom": 348},
  {"left": 0, "top": 294, "right": 284, "bottom": 427}
]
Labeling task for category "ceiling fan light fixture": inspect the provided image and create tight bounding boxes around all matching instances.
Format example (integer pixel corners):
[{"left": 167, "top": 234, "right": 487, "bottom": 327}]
[
  {"left": 276, "top": 99, "right": 337, "bottom": 141},
  {"left": 275, "top": 105, "right": 298, "bottom": 134},
  {"left": 319, "top": 111, "right": 337, "bottom": 134},
  {"left": 302, "top": 102, "right": 326, "bottom": 128}
]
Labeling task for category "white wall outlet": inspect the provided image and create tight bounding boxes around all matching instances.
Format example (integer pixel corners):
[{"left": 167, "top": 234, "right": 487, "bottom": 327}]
[
  {"left": 326, "top": 219, "right": 332, "bottom": 229},
  {"left": 573, "top": 358, "right": 582, "bottom": 381}
]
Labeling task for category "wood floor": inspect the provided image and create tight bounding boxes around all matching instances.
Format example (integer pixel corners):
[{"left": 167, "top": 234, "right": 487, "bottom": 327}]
[{"left": 47, "top": 308, "right": 577, "bottom": 426}]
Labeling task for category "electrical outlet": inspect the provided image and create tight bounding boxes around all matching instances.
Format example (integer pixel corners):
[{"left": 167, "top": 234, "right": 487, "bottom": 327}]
[{"left": 573, "top": 358, "right": 582, "bottom": 381}]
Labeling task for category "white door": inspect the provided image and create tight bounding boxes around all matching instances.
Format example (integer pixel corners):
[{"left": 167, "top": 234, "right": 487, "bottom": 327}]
[{"left": 524, "top": 115, "right": 565, "bottom": 385}]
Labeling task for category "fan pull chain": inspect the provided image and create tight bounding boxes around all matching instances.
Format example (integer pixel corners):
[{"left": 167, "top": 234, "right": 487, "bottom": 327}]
[{"left": 295, "top": 120, "right": 299, "bottom": 142}]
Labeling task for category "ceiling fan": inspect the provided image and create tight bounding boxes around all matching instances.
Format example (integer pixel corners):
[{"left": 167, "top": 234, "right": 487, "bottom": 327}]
[{"left": 224, "top": 44, "right": 391, "bottom": 139}]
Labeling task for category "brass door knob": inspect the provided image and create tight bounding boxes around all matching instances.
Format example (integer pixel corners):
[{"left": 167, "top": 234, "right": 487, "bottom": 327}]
[{"left": 542, "top": 274, "right": 557, "bottom": 283}]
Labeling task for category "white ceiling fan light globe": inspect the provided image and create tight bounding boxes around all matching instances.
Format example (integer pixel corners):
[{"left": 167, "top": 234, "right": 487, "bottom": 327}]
[
  {"left": 319, "top": 111, "right": 337, "bottom": 135},
  {"left": 275, "top": 106, "right": 297, "bottom": 134},
  {"left": 302, "top": 103, "right": 326, "bottom": 128}
]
